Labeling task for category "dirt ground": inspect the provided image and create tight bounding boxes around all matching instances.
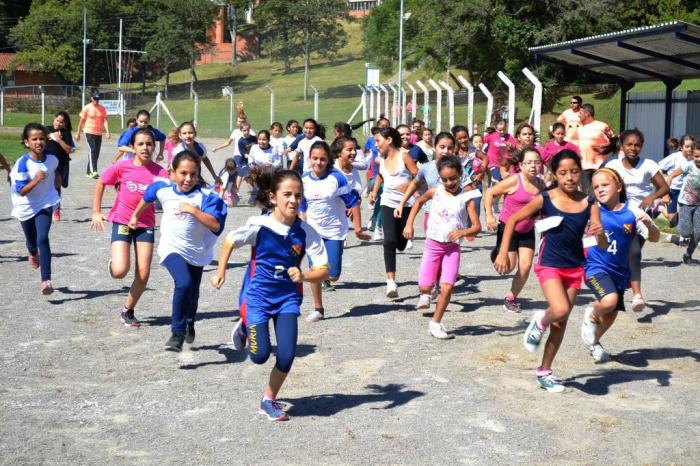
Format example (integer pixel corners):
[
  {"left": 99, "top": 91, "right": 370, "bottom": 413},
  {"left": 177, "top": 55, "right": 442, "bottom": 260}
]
[{"left": 1, "top": 138, "right": 698, "bottom": 464}]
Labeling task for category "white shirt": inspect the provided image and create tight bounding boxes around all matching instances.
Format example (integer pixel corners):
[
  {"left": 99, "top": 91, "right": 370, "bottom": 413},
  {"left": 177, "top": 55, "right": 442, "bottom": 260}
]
[
  {"left": 302, "top": 168, "right": 360, "bottom": 240},
  {"left": 426, "top": 185, "right": 481, "bottom": 243},
  {"left": 379, "top": 154, "right": 414, "bottom": 208},
  {"left": 658, "top": 151, "right": 688, "bottom": 190},
  {"left": 248, "top": 144, "right": 281, "bottom": 168},
  {"left": 10, "top": 153, "right": 61, "bottom": 221},
  {"left": 605, "top": 157, "right": 661, "bottom": 207},
  {"left": 335, "top": 162, "right": 363, "bottom": 193},
  {"left": 143, "top": 182, "right": 227, "bottom": 266},
  {"left": 228, "top": 128, "right": 256, "bottom": 157},
  {"left": 295, "top": 136, "right": 322, "bottom": 172},
  {"left": 172, "top": 141, "right": 207, "bottom": 159}
]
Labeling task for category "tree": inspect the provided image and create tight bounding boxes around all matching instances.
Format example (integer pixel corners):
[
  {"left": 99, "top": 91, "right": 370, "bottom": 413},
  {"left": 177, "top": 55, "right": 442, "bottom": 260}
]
[
  {"left": 256, "top": 0, "right": 304, "bottom": 74},
  {"left": 223, "top": 0, "right": 252, "bottom": 65}
]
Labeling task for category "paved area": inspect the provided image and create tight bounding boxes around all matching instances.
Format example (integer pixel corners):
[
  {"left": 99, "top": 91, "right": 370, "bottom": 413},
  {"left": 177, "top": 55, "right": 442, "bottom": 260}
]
[{"left": 1, "top": 138, "right": 699, "bottom": 464}]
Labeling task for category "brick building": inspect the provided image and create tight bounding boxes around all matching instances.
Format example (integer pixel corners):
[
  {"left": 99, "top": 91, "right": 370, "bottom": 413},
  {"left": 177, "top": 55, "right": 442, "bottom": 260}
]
[{"left": 0, "top": 53, "right": 61, "bottom": 88}]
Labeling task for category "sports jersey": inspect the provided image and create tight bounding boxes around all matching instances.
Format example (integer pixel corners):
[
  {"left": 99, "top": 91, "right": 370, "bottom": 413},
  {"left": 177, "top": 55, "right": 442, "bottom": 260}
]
[
  {"left": 301, "top": 168, "right": 361, "bottom": 240},
  {"left": 679, "top": 160, "right": 700, "bottom": 206},
  {"left": 335, "top": 163, "right": 363, "bottom": 193},
  {"left": 248, "top": 144, "right": 281, "bottom": 167},
  {"left": 172, "top": 141, "right": 207, "bottom": 159},
  {"left": 537, "top": 191, "right": 592, "bottom": 268},
  {"left": 585, "top": 202, "right": 646, "bottom": 290},
  {"left": 296, "top": 136, "right": 322, "bottom": 172},
  {"left": 45, "top": 127, "right": 75, "bottom": 164},
  {"left": 100, "top": 159, "right": 169, "bottom": 227},
  {"left": 604, "top": 157, "right": 661, "bottom": 207},
  {"left": 426, "top": 185, "right": 481, "bottom": 243},
  {"left": 10, "top": 153, "right": 61, "bottom": 221},
  {"left": 225, "top": 216, "right": 328, "bottom": 322},
  {"left": 143, "top": 182, "right": 227, "bottom": 266},
  {"left": 228, "top": 128, "right": 257, "bottom": 157},
  {"left": 117, "top": 125, "right": 167, "bottom": 147},
  {"left": 237, "top": 135, "right": 258, "bottom": 157},
  {"left": 484, "top": 131, "right": 516, "bottom": 168},
  {"left": 79, "top": 103, "right": 108, "bottom": 136}
]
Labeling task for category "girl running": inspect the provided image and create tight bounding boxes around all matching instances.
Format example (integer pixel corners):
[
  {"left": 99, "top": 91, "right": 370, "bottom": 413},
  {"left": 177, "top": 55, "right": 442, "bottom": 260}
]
[
  {"left": 659, "top": 134, "right": 694, "bottom": 226},
  {"left": 667, "top": 141, "right": 700, "bottom": 264},
  {"left": 113, "top": 118, "right": 138, "bottom": 163},
  {"left": 210, "top": 169, "right": 329, "bottom": 422},
  {"left": 248, "top": 130, "right": 282, "bottom": 169},
  {"left": 269, "top": 122, "right": 287, "bottom": 166},
  {"left": 10, "top": 123, "right": 62, "bottom": 294},
  {"left": 45, "top": 111, "right": 76, "bottom": 222},
  {"left": 582, "top": 168, "right": 659, "bottom": 362},
  {"left": 369, "top": 127, "right": 419, "bottom": 298},
  {"left": 301, "top": 140, "right": 370, "bottom": 322},
  {"left": 91, "top": 129, "right": 169, "bottom": 327},
  {"left": 483, "top": 119, "right": 516, "bottom": 182},
  {"left": 172, "top": 121, "right": 219, "bottom": 185},
  {"left": 484, "top": 147, "right": 545, "bottom": 313},
  {"left": 212, "top": 105, "right": 255, "bottom": 190},
  {"left": 289, "top": 118, "right": 322, "bottom": 174},
  {"left": 417, "top": 128, "right": 435, "bottom": 161},
  {"left": 544, "top": 122, "right": 580, "bottom": 163},
  {"left": 218, "top": 158, "right": 239, "bottom": 206},
  {"left": 515, "top": 122, "right": 548, "bottom": 165},
  {"left": 129, "top": 151, "right": 227, "bottom": 351},
  {"left": 604, "top": 129, "right": 669, "bottom": 311},
  {"left": 164, "top": 127, "right": 179, "bottom": 167},
  {"left": 454, "top": 125, "right": 487, "bottom": 214},
  {"left": 403, "top": 155, "right": 481, "bottom": 339},
  {"left": 494, "top": 150, "right": 606, "bottom": 393}
]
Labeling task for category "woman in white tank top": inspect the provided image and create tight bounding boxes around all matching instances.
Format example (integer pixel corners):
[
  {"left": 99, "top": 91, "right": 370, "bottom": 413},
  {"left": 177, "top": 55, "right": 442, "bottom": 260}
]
[{"left": 369, "top": 127, "right": 418, "bottom": 299}]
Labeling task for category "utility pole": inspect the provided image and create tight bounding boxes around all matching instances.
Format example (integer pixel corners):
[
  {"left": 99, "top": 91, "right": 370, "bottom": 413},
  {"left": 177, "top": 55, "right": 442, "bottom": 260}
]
[
  {"left": 396, "top": 0, "right": 404, "bottom": 123},
  {"left": 81, "top": 1, "right": 88, "bottom": 107},
  {"left": 118, "top": 19, "right": 123, "bottom": 127}
]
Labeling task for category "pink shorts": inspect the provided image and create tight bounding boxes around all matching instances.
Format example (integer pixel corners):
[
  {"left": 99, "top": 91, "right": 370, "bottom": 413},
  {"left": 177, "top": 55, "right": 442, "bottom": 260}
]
[
  {"left": 418, "top": 238, "right": 461, "bottom": 287},
  {"left": 534, "top": 264, "right": 584, "bottom": 290}
]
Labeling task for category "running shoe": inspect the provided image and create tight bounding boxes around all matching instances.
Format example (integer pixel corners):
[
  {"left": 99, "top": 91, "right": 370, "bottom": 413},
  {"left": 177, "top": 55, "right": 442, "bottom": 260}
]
[
  {"left": 322, "top": 280, "right": 335, "bottom": 291},
  {"left": 372, "top": 227, "right": 383, "bottom": 241},
  {"left": 503, "top": 296, "right": 521, "bottom": 313},
  {"left": 385, "top": 280, "right": 398, "bottom": 299},
  {"left": 536, "top": 372, "right": 565, "bottom": 393},
  {"left": 52, "top": 207, "right": 61, "bottom": 222},
  {"left": 589, "top": 343, "right": 610, "bottom": 363},
  {"left": 523, "top": 310, "right": 546, "bottom": 353},
  {"left": 90, "top": 172, "right": 100, "bottom": 180},
  {"left": 683, "top": 253, "right": 692, "bottom": 265},
  {"left": 28, "top": 252, "right": 40, "bottom": 269},
  {"left": 259, "top": 399, "right": 289, "bottom": 421},
  {"left": 428, "top": 321, "right": 454, "bottom": 340},
  {"left": 40, "top": 280, "right": 54, "bottom": 295},
  {"left": 230, "top": 319, "right": 247, "bottom": 351},
  {"left": 580, "top": 305, "right": 598, "bottom": 347},
  {"left": 306, "top": 309, "right": 324, "bottom": 323},
  {"left": 185, "top": 319, "right": 195, "bottom": 344},
  {"left": 415, "top": 293, "right": 431, "bottom": 310},
  {"left": 165, "top": 333, "right": 184, "bottom": 352},
  {"left": 667, "top": 234, "right": 689, "bottom": 246},
  {"left": 120, "top": 307, "right": 140, "bottom": 327},
  {"left": 631, "top": 294, "right": 645, "bottom": 313}
]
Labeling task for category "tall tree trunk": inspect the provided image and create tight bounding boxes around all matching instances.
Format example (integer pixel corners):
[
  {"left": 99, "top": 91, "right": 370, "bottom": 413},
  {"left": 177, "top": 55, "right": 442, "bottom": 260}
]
[
  {"left": 141, "top": 66, "right": 146, "bottom": 96},
  {"left": 228, "top": 5, "right": 238, "bottom": 64},
  {"left": 190, "top": 56, "right": 195, "bottom": 99},
  {"left": 165, "top": 67, "right": 170, "bottom": 99},
  {"left": 303, "top": 30, "right": 310, "bottom": 101},
  {"left": 283, "top": 30, "right": 292, "bottom": 74}
]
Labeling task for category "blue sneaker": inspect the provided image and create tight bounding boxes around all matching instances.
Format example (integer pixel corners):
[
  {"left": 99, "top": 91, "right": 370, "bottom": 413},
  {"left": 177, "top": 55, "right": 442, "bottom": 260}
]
[
  {"left": 259, "top": 399, "right": 289, "bottom": 421},
  {"left": 536, "top": 372, "right": 565, "bottom": 393},
  {"left": 523, "top": 310, "right": 546, "bottom": 353}
]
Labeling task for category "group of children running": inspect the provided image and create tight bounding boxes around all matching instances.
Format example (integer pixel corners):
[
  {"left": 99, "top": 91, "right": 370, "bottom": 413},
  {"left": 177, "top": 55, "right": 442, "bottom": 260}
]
[{"left": 7, "top": 102, "right": 699, "bottom": 419}]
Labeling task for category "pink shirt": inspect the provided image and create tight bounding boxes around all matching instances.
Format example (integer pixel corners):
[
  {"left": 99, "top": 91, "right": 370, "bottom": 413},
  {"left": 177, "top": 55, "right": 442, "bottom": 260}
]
[
  {"left": 484, "top": 132, "right": 516, "bottom": 168},
  {"left": 499, "top": 173, "right": 539, "bottom": 233},
  {"left": 100, "top": 159, "right": 168, "bottom": 227},
  {"left": 544, "top": 140, "right": 580, "bottom": 165}
]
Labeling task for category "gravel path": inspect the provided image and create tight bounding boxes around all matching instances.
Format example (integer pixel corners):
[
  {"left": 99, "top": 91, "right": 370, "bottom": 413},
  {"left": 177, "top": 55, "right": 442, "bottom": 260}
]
[{"left": 1, "top": 138, "right": 698, "bottom": 464}]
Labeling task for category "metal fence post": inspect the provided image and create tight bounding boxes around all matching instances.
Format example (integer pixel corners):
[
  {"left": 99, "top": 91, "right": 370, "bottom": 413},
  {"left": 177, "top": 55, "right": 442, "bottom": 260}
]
[
  {"left": 39, "top": 86, "right": 45, "bottom": 125},
  {"left": 456, "top": 76, "right": 475, "bottom": 135},
  {"left": 522, "top": 68, "right": 542, "bottom": 138},
  {"left": 427, "top": 79, "right": 442, "bottom": 133},
  {"left": 497, "top": 71, "right": 516, "bottom": 135},
  {"left": 478, "top": 83, "right": 493, "bottom": 130},
  {"left": 310, "top": 85, "right": 319, "bottom": 121},
  {"left": 192, "top": 89, "right": 199, "bottom": 128},
  {"left": 416, "top": 80, "right": 430, "bottom": 128},
  {"left": 439, "top": 80, "right": 455, "bottom": 129},
  {"left": 1, "top": 87, "right": 4, "bottom": 127},
  {"left": 265, "top": 86, "right": 274, "bottom": 124}
]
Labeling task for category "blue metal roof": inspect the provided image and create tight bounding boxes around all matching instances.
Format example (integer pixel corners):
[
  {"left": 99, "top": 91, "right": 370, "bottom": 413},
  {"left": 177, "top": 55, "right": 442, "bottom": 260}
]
[{"left": 530, "top": 21, "right": 700, "bottom": 83}]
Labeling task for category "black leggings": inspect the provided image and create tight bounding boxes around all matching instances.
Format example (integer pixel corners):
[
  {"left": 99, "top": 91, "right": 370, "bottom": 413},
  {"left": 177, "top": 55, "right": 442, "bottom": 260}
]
[
  {"left": 381, "top": 205, "right": 410, "bottom": 273},
  {"left": 85, "top": 133, "right": 102, "bottom": 174}
]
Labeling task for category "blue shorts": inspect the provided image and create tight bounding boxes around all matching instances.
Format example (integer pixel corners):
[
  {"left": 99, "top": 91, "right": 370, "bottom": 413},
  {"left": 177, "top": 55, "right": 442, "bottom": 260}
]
[
  {"left": 668, "top": 189, "right": 680, "bottom": 214},
  {"left": 111, "top": 222, "right": 155, "bottom": 244},
  {"left": 585, "top": 272, "right": 625, "bottom": 311},
  {"left": 308, "top": 238, "right": 343, "bottom": 279},
  {"left": 488, "top": 166, "right": 502, "bottom": 182},
  {"left": 243, "top": 299, "right": 300, "bottom": 327},
  {"left": 234, "top": 155, "right": 249, "bottom": 177}
]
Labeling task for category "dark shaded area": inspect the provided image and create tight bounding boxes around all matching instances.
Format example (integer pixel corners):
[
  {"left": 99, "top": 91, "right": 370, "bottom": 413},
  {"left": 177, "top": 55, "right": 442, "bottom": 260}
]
[
  {"left": 140, "top": 309, "right": 238, "bottom": 327},
  {"left": 0, "top": 252, "right": 78, "bottom": 264},
  {"left": 287, "top": 383, "right": 425, "bottom": 417},
  {"left": 179, "top": 343, "right": 316, "bottom": 370},
  {"left": 637, "top": 299, "right": 700, "bottom": 323},
  {"left": 47, "top": 285, "right": 131, "bottom": 305},
  {"left": 614, "top": 347, "right": 700, "bottom": 368},
  {"left": 562, "top": 369, "right": 672, "bottom": 395},
  {"left": 451, "top": 320, "right": 528, "bottom": 337}
]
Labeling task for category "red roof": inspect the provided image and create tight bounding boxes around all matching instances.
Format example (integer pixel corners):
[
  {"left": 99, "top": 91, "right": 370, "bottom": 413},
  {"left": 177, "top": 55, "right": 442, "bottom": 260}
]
[{"left": 0, "top": 53, "right": 27, "bottom": 72}]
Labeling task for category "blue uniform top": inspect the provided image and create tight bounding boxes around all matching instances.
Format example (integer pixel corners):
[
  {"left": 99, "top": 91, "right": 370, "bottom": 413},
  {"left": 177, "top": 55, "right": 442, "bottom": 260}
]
[
  {"left": 118, "top": 125, "right": 167, "bottom": 146},
  {"left": 537, "top": 191, "right": 593, "bottom": 268},
  {"left": 585, "top": 202, "right": 645, "bottom": 290},
  {"left": 225, "top": 215, "right": 328, "bottom": 319}
]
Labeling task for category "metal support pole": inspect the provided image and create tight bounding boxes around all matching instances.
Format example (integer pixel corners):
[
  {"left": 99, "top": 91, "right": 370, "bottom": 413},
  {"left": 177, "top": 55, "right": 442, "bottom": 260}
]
[
  {"left": 379, "top": 84, "right": 389, "bottom": 120},
  {"left": 478, "top": 83, "right": 493, "bottom": 129},
  {"left": 427, "top": 79, "right": 442, "bottom": 133},
  {"left": 416, "top": 80, "right": 430, "bottom": 128},
  {"left": 456, "top": 76, "right": 474, "bottom": 135},
  {"left": 438, "top": 80, "right": 455, "bottom": 129},
  {"left": 81, "top": 1, "right": 87, "bottom": 108},
  {"left": 618, "top": 81, "right": 634, "bottom": 134},
  {"left": 156, "top": 90, "right": 162, "bottom": 128},
  {"left": 375, "top": 85, "right": 381, "bottom": 119},
  {"left": 358, "top": 85, "right": 369, "bottom": 135},
  {"left": 40, "top": 86, "right": 45, "bottom": 125},
  {"left": 521, "top": 68, "right": 542, "bottom": 138},
  {"left": 397, "top": 0, "right": 405, "bottom": 126},
  {"left": 406, "top": 83, "right": 417, "bottom": 122},
  {"left": 118, "top": 19, "right": 124, "bottom": 128},
  {"left": 192, "top": 89, "right": 199, "bottom": 128},
  {"left": 265, "top": 85, "right": 275, "bottom": 125},
  {"left": 496, "top": 71, "right": 515, "bottom": 135},
  {"left": 1, "top": 89, "right": 4, "bottom": 127},
  {"left": 387, "top": 83, "right": 397, "bottom": 126},
  {"left": 664, "top": 79, "right": 681, "bottom": 155},
  {"left": 401, "top": 86, "right": 407, "bottom": 125},
  {"left": 310, "top": 85, "right": 319, "bottom": 121}
]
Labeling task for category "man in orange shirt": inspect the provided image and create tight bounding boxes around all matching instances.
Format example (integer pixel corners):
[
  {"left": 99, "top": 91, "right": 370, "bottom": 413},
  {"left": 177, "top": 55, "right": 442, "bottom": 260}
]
[
  {"left": 557, "top": 95, "right": 583, "bottom": 144},
  {"left": 75, "top": 89, "right": 111, "bottom": 179},
  {"left": 577, "top": 103, "right": 615, "bottom": 191}
]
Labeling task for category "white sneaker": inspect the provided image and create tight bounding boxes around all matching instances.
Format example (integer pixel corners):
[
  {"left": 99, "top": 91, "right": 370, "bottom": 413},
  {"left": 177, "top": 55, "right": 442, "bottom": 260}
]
[
  {"left": 373, "top": 227, "right": 384, "bottom": 241},
  {"left": 385, "top": 280, "right": 398, "bottom": 299},
  {"left": 428, "top": 321, "right": 453, "bottom": 339},
  {"left": 580, "top": 305, "right": 599, "bottom": 347},
  {"left": 306, "top": 310, "right": 324, "bottom": 323},
  {"left": 589, "top": 343, "right": 610, "bottom": 363},
  {"left": 405, "top": 240, "right": 413, "bottom": 250},
  {"left": 415, "top": 294, "right": 431, "bottom": 310},
  {"left": 631, "top": 294, "right": 645, "bottom": 312}
]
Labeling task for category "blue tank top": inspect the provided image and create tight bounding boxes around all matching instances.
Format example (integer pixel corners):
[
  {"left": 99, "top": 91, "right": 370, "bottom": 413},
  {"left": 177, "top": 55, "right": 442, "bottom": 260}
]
[
  {"left": 537, "top": 191, "right": 592, "bottom": 268},
  {"left": 585, "top": 202, "right": 638, "bottom": 289}
]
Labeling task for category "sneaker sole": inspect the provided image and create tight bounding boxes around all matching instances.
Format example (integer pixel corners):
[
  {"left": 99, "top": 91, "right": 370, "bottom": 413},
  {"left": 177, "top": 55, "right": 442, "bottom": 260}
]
[
  {"left": 165, "top": 345, "right": 182, "bottom": 352},
  {"left": 502, "top": 304, "right": 520, "bottom": 313},
  {"left": 41, "top": 287, "right": 54, "bottom": 296},
  {"left": 429, "top": 331, "right": 454, "bottom": 340},
  {"left": 258, "top": 409, "right": 289, "bottom": 421},
  {"left": 416, "top": 301, "right": 431, "bottom": 310},
  {"left": 523, "top": 315, "right": 543, "bottom": 353},
  {"left": 386, "top": 291, "right": 398, "bottom": 299},
  {"left": 537, "top": 382, "right": 565, "bottom": 393},
  {"left": 631, "top": 302, "right": 645, "bottom": 312}
]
